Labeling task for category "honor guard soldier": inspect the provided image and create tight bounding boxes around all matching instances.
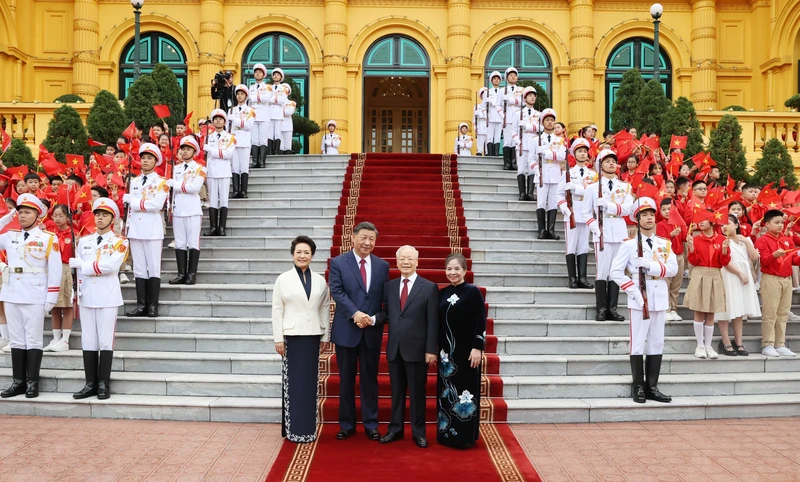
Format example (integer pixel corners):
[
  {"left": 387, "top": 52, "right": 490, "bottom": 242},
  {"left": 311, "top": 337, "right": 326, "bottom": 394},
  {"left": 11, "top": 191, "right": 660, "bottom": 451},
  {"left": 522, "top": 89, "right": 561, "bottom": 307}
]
[
  {"left": 583, "top": 149, "right": 634, "bottom": 322},
  {"left": 204, "top": 109, "right": 236, "bottom": 237},
  {"left": 0, "top": 194, "right": 61, "bottom": 399},
  {"left": 281, "top": 86, "right": 296, "bottom": 155},
  {"left": 474, "top": 88, "right": 488, "bottom": 156},
  {"left": 518, "top": 86, "right": 541, "bottom": 202},
  {"left": 610, "top": 197, "right": 676, "bottom": 404},
  {"left": 267, "top": 68, "right": 289, "bottom": 155},
  {"left": 123, "top": 143, "right": 169, "bottom": 318},
  {"left": 502, "top": 67, "right": 522, "bottom": 171},
  {"left": 248, "top": 63, "right": 270, "bottom": 168},
  {"left": 70, "top": 198, "right": 129, "bottom": 400},
  {"left": 229, "top": 84, "right": 255, "bottom": 199},
  {"left": 322, "top": 120, "right": 341, "bottom": 155},
  {"left": 454, "top": 122, "right": 473, "bottom": 156},
  {"left": 486, "top": 71, "right": 504, "bottom": 158},
  {"left": 531, "top": 108, "right": 566, "bottom": 240},
  {"left": 557, "top": 138, "right": 598, "bottom": 289},
  {"left": 168, "top": 136, "right": 206, "bottom": 285}
]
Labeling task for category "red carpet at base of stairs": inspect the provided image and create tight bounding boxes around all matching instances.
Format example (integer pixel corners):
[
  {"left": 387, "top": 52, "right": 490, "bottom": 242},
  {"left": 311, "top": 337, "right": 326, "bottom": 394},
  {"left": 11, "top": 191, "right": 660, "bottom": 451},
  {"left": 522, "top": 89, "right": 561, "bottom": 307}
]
[{"left": 265, "top": 424, "right": 541, "bottom": 482}]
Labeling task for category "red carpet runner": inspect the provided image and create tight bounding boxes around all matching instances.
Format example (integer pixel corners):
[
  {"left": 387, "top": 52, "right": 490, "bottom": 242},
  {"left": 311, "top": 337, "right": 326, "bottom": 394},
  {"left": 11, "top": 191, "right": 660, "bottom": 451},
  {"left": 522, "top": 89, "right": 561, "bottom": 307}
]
[{"left": 266, "top": 153, "right": 540, "bottom": 481}]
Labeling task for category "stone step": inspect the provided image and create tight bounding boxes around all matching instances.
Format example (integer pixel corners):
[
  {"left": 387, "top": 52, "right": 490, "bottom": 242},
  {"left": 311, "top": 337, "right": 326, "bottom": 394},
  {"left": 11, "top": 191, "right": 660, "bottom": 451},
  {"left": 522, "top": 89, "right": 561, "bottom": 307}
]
[
  {"left": 232, "top": 168, "right": 345, "bottom": 178},
  {"left": 121, "top": 284, "right": 272, "bottom": 302},
  {"left": 502, "top": 372, "right": 800, "bottom": 399},
  {"left": 469, "top": 237, "right": 576, "bottom": 250},
  {"left": 198, "top": 198, "right": 339, "bottom": 209},
  {"left": 461, "top": 192, "right": 532, "bottom": 202},
  {"left": 192, "top": 207, "right": 339, "bottom": 218},
  {"left": 166, "top": 225, "right": 333, "bottom": 238},
  {"left": 488, "top": 303, "right": 780, "bottom": 321},
  {"left": 455, "top": 169, "right": 521, "bottom": 181},
  {"left": 237, "top": 190, "right": 342, "bottom": 199},
  {"left": 45, "top": 316, "right": 272, "bottom": 335},
  {"left": 467, "top": 218, "right": 545, "bottom": 230},
  {"left": 158, "top": 258, "right": 325, "bottom": 272},
  {"left": 492, "top": 319, "right": 776, "bottom": 338},
  {"left": 473, "top": 249, "right": 586, "bottom": 263},
  {"left": 473, "top": 260, "right": 595, "bottom": 275},
  {"left": 43, "top": 330, "right": 276, "bottom": 354},
  {"left": 163, "top": 236, "right": 327, "bottom": 249},
  {"left": 497, "top": 353, "right": 800, "bottom": 377},
  {"left": 504, "top": 394, "right": 800, "bottom": 423},
  {"left": 243, "top": 181, "right": 343, "bottom": 191},
  {"left": 155, "top": 270, "right": 282, "bottom": 285},
  {"left": 120, "top": 300, "right": 269, "bottom": 318},
  {"left": 459, "top": 182, "right": 516, "bottom": 191},
  {"left": 464, "top": 208, "right": 539, "bottom": 220},
  {"left": 163, "top": 247, "right": 327, "bottom": 260},
  {"left": 0, "top": 392, "right": 281, "bottom": 423},
  {"left": 467, "top": 226, "right": 565, "bottom": 238}
]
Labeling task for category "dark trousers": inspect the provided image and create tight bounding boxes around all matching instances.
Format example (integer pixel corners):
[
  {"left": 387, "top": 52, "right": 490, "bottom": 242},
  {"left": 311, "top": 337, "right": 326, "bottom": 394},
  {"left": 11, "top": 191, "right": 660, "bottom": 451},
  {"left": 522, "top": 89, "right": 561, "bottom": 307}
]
[
  {"left": 335, "top": 335, "right": 380, "bottom": 431},
  {"left": 387, "top": 351, "right": 427, "bottom": 438}
]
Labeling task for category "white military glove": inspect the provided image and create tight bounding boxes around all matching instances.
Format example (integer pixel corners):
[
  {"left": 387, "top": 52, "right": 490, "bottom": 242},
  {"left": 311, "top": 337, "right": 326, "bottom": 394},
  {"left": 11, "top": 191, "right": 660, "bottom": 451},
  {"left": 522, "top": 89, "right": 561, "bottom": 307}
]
[
  {"left": 634, "top": 257, "right": 651, "bottom": 269},
  {"left": 68, "top": 258, "right": 82, "bottom": 269},
  {"left": 165, "top": 179, "right": 175, "bottom": 188},
  {"left": 590, "top": 222, "right": 601, "bottom": 238},
  {"left": 559, "top": 204, "right": 571, "bottom": 218},
  {"left": 595, "top": 198, "right": 608, "bottom": 209},
  {"left": 563, "top": 182, "right": 576, "bottom": 192},
  {"left": 628, "top": 290, "right": 644, "bottom": 307},
  {"left": 122, "top": 194, "right": 131, "bottom": 204},
  {"left": 44, "top": 301, "right": 55, "bottom": 313}
]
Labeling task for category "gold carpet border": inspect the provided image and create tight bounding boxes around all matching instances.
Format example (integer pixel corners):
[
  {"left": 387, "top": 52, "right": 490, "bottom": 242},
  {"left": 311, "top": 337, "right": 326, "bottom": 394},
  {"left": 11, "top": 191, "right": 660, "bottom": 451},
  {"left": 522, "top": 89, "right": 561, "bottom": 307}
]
[
  {"left": 339, "top": 153, "right": 366, "bottom": 255},
  {"left": 480, "top": 424, "right": 526, "bottom": 482},
  {"left": 281, "top": 424, "right": 322, "bottom": 482},
  {"left": 441, "top": 154, "right": 462, "bottom": 253}
]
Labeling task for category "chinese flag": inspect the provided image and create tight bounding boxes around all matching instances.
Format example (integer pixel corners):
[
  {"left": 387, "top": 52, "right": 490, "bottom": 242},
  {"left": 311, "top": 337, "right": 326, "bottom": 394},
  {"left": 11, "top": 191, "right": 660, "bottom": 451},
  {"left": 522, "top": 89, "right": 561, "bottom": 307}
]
[
  {"left": 726, "top": 176, "right": 736, "bottom": 195},
  {"left": 148, "top": 127, "right": 157, "bottom": 143},
  {"left": 153, "top": 104, "right": 171, "bottom": 119},
  {"left": 78, "top": 213, "right": 96, "bottom": 237},
  {"left": 94, "top": 171, "right": 108, "bottom": 188},
  {"left": 122, "top": 121, "right": 137, "bottom": 140},
  {"left": 72, "top": 183, "right": 91, "bottom": 210},
  {"left": 668, "top": 204, "right": 687, "bottom": 228},
  {"left": 110, "top": 172, "right": 125, "bottom": 188},
  {"left": 183, "top": 111, "right": 193, "bottom": 126},
  {"left": 41, "top": 157, "right": 67, "bottom": 177},
  {"left": 87, "top": 138, "right": 106, "bottom": 147},
  {"left": 670, "top": 135, "right": 687, "bottom": 150},
  {"left": 56, "top": 184, "right": 74, "bottom": 206},
  {"left": 1, "top": 130, "right": 10, "bottom": 153},
  {"left": 761, "top": 194, "right": 783, "bottom": 210},
  {"left": 643, "top": 136, "right": 660, "bottom": 152},
  {"left": 758, "top": 182, "right": 776, "bottom": 203},
  {"left": 630, "top": 173, "right": 645, "bottom": 192},
  {"left": 635, "top": 158, "right": 652, "bottom": 175},
  {"left": 66, "top": 154, "right": 85, "bottom": 172},
  {"left": 636, "top": 182, "right": 660, "bottom": 201}
]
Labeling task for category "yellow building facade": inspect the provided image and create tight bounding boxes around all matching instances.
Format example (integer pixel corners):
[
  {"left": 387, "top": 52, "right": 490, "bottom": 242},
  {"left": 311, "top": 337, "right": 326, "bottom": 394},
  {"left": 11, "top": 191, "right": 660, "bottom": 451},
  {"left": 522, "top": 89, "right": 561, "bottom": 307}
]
[{"left": 2, "top": 0, "right": 800, "bottom": 154}]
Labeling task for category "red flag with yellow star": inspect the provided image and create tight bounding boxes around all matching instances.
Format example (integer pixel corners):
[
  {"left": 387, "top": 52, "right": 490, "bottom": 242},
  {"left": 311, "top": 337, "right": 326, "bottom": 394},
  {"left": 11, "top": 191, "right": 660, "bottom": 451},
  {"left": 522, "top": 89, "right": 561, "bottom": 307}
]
[
  {"left": 670, "top": 135, "right": 687, "bottom": 150},
  {"left": 72, "top": 183, "right": 91, "bottom": 210},
  {"left": 65, "top": 154, "right": 85, "bottom": 172}
]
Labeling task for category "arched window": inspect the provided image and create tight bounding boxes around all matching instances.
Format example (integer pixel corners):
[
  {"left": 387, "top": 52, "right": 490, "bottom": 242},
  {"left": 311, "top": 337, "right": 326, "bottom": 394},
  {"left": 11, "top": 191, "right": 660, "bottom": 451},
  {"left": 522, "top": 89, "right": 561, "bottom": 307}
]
[
  {"left": 605, "top": 37, "right": 672, "bottom": 130},
  {"left": 484, "top": 37, "right": 552, "bottom": 98},
  {"left": 119, "top": 32, "right": 187, "bottom": 100},
  {"left": 242, "top": 33, "right": 310, "bottom": 152}
]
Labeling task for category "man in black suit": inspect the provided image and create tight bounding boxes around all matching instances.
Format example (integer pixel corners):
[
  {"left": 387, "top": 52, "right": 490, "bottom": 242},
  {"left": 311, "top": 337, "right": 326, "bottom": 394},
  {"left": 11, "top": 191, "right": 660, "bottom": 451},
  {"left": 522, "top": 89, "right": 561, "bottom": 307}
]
[
  {"left": 377, "top": 245, "right": 439, "bottom": 448},
  {"left": 329, "top": 222, "right": 390, "bottom": 441}
]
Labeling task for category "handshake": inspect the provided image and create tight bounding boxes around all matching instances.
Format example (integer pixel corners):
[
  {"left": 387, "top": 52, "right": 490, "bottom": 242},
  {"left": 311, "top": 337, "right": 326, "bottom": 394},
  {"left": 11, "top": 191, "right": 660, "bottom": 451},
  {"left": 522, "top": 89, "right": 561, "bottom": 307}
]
[{"left": 353, "top": 310, "right": 374, "bottom": 329}]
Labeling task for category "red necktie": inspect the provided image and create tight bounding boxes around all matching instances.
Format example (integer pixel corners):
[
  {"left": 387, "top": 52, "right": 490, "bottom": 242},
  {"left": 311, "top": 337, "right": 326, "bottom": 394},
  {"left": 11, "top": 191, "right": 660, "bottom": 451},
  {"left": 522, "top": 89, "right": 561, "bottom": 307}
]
[
  {"left": 360, "top": 258, "right": 367, "bottom": 288},
  {"left": 400, "top": 279, "right": 409, "bottom": 310}
]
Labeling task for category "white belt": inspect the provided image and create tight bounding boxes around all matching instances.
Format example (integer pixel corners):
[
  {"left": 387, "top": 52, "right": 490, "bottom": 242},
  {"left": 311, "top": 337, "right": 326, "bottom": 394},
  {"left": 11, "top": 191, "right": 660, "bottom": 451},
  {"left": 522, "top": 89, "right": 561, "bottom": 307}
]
[{"left": 0, "top": 264, "right": 46, "bottom": 285}]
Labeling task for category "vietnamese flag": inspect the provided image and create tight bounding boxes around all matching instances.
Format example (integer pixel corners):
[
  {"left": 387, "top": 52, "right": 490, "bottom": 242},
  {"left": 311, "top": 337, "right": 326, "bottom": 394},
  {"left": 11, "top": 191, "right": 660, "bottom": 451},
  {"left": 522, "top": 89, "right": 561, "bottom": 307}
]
[
  {"left": 122, "top": 121, "right": 137, "bottom": 140},
  {"left": 726, "top": 175, "right": 736, "bottom": 195},
  {"left": 713, "top": 205, "right": 729, "bottom": 225},
  {"left": 87, "top": 138, "right": 106, "bottom": 147},
  {"left": 5, "top": 165, "right": 29, "bottom": 180},
  {"left": 761, "top": 195, "right": 783, "bottom": 211},
  {"left": 690, "top": 151, "right": 709, "bottom": 166},
  {"left": 153, "top": 104, "right": 171, "bottom": 120},
  {"left": 670, "top": 135, "right": 687, "bottom": 150},
  {"left": 1, "top": 130, "right": 10, "bottom": 153},
  {"left": 56, "top": 183, "right": 75, "bottom": 206},
  {"left": 643, "top": 136, "right": 660, "bottom": 152},
  {"left": 66, "top": 154, "right": 85, "bottom": 172},
  {"left": 110, "top": 171, "right": 125, "bottom": 188},
  {"left": 72, "top": 183, "right": 92, "bottom": 210},
  {"left": 183, "top": 111, "right": 193, "bottom": 127},
  {"left": 148, "top": 127, "right": 157, "bottom": 143},
  {"left": 94, "top": 171, "right": 108, "bottom": 188},
  {"left": 97, "top": 154, "right": 115, "bottom": 173}
]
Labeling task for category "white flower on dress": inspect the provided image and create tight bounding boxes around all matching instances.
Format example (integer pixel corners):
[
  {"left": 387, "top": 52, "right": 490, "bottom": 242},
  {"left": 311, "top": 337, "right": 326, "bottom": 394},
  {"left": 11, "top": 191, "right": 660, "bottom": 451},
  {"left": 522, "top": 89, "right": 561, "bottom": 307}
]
[
  {"left": 458, "top": 390, "right": 474, "bottom": 405},
  {"left": 439, "top": 349, "right": 449, "bottom": 364},
  {"left": 447, "top": 294, "right": 460, "bottom": 305}
]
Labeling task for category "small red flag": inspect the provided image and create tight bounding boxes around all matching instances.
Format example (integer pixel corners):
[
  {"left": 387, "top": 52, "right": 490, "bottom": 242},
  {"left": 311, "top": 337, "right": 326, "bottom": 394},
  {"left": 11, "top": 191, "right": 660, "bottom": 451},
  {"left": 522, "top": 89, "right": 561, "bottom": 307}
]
[
  {"left": 668, "top": 204, "right": 687, "bottom": 228},
  {"left": 780, "top": 178, "right": 787, "bottom": 188},
  {"left": 148, "top": 127, "right": 157, "bottom": 143},
  {"left": 153, "top": 104, "right": 171, "bottom": 119},
  {"left": 636, "top": 182, "right": 660, "bottom": 201},
  {"left": 5, "top": 165, "right": 29, "bottom": 181},
  {"left": 111, "top": 172, "right": 124, "bottom": 188},
  {"left": 692, "top": 209, "right": 715, "bottom": 226},
  {"left": 643, "top": 136, "right": 660, "bottom": 151},
  {"left": 758, "top": 182, "right": 777, "bottom": 203},
  {"left": 72, "top": 183, "right": 92, "bottom": 210},
  {"left": 94, "top": 171, "right": 108, "bottom": 188},
  {"left": 183, "top": 111, "right": 193, "bottom": 126},
  {"left": 1, "top": 131, "right": 10, "bottom": 153},
  {"left": 87, "top": 138, "right": 106, "bottom": 147},
  {"left": 669, "top": 135, "right": 687, "bottom": 150},
  {"left": 122, "top": 121, "right": 137, "bottom": 140},
  {"left": 65, "top": 154, "right": 85, "bottom": 172},
  {"left": 41, "top": 157, "right": 67, "bottom": 177},
  {"left": 713, "top": 205, "right": 729, "bottom": 225}
]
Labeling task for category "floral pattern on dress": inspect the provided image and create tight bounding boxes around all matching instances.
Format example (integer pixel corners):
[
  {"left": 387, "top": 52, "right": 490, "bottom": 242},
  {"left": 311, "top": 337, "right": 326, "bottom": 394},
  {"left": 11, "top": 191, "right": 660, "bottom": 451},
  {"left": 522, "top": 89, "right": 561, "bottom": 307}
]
[{"left": 282, "top": 341, "right": 317, "bottom": 444}]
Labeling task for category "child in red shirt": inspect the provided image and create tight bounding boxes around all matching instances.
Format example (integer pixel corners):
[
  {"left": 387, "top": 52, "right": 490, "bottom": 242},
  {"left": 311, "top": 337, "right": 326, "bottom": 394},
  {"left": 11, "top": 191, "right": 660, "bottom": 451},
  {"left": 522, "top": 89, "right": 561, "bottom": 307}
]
[
  {"left": 656, "top": 198, "right": 686, "bottom": 321},
  {"left": 44, "top": 204, "right": 75, "bottom": 352}
]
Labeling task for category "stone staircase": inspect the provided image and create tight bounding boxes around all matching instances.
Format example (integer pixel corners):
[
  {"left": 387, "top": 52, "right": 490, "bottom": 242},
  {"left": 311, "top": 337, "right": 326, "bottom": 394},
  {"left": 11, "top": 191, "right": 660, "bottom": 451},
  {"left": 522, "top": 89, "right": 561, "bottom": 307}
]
[
  {"left": 457, "top": 155, "right": 800, "bottom": 423},
  {"left": 0, "top": 155, "right": 350, "bottom": 422}
]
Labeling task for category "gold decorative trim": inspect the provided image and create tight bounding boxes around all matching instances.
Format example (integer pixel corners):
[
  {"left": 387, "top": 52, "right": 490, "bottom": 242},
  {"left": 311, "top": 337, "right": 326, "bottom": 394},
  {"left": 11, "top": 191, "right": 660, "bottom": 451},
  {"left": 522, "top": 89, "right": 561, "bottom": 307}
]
[
  {"left": 480, "top": 424, "right": 527, "bottom": 482},
  {"left": 441, "top": 154, "right": 462, "bottom": 251},
  {"left": 281, "top": 425, "right": 322, "bottom": 482},
  {"left": 340, "top": 154, "right": 365, "bottom": 254}
]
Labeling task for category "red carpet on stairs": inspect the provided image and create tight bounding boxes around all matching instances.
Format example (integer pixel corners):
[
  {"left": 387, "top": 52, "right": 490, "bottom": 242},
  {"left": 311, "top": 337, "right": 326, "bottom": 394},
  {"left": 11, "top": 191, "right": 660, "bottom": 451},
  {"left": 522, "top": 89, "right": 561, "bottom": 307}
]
[{"left": 267, "top": 153, "right": 539, "bottom": 481}]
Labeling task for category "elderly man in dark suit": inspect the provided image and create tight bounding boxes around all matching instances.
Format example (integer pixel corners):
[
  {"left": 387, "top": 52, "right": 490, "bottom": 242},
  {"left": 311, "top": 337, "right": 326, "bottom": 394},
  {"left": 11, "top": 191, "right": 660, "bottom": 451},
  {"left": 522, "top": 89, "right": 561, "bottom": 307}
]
[
  {"left": 377, "top": 245, "right": 439, "bottom": 448},
  {"left": 329, "top": 222, "right": 390, "bottom": 441}
]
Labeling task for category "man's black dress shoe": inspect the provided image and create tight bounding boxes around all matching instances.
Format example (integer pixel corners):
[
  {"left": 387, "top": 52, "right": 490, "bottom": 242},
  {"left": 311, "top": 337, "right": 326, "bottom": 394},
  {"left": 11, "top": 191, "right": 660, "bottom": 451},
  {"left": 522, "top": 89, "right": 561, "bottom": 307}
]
[
  {"left": 413, "top": 436, "right": 428, "bottom": 448},
  {"left": 365, "top": 429, "right": 380, "bottom": 441},
  {"left": 379, "top": 431, "right": 404, "bottom": 444},
  {"left": 336, "top": 429, "right": 356, "bottom": 440}
]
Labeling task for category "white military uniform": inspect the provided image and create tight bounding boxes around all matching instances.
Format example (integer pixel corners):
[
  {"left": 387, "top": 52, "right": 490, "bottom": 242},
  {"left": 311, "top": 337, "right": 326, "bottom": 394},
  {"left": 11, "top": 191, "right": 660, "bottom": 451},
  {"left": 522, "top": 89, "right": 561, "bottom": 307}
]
[
  {"left": 474, "top": 88, "right": 488, "bottom": 155},
  {"left": 322, "top": 120, "right": 341, "bottom": 155},
  {"left": 519, "top": 105, "right": 541, "bottom": 176},
  {"left": 74, "top": 228, "right": 128, "bottom": 351},
  {"left": 228, "top": 95, "right": 256, "bottom": 175},
  {"left": 611, "top": 232, "right": 678, "bottom": 355},
  {"left": 204, "top": 123, "right": 237, "bottom": 209},
  {"left": 486, "top": 80, "right": 504, "bottom": 144},
  {"left": 583, "top": 175, "right": 634, "bottom": 280},
  {"left": 282, "top": 99, "right": 296, "bottom": 154},
  {"left": 127, "top": 146, "right": 169, "bottom": 280},
  {"left": 557, "top": 163, "right": 599, "bottom": 255},
  {"left": 502, "top": 81, "right": 522, "bottom": 148},
  {"left": 248, "top": 64, "right": 270, "bottom": 147},
  {"left": 171, "top": 157, "right": 206, "bottom": 250},
  {"left": 267, "top": 74, "right": 289, "bottom": 143},
  {"left": 454, "top": 123, "right": 473, "bottom": 157},
  {"left": 532, "top": 130, "right": 567, "bottom": 210},
  {"left": 0, "top": 198, "right": 61, "bottom": 351}
]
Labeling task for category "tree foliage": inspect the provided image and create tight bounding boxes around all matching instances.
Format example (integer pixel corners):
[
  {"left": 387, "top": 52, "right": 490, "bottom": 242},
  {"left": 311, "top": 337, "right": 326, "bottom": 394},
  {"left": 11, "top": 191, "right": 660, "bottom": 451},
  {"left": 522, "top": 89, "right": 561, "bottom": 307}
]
[
  {"left": 54, "top": 94, "right": 86, "bottom": 103},
  {"left": 516, "top": 80, "right": 551, "bottom": 112},
  {"left": 708, "top": 114, "right": 748, "bottom": 183},
  {"left": 87, "top": 89, "right": 127, "bottom": 150},
  {"left": 660, "top": 96, "right": 704, "bottom": 157},
  {"left": 150, "top": 63, "right": 186, "bottom": 130},
  {"left": 1, "top": 139, "right": 36, "bottom": 171},
  {"left": 722, "top": 105, "right": 747, "bottom": 112},
  {"left": 753, "top": 138, "right": 798, "bottom": 188},
  {"left": 42, "top": 104, "right": 90, "bottom": 163},
  {"left": 785, "top": 94, "right": 800, "bottom": 111},
  {"left": 634, "top": 79, "right": 671, "bottom": 136},
  {"left": 123, "top": 74, "right": 159, "bottom": 131},
  {"left": 610, "top": 69, "right": 646, "bottom": 132}
]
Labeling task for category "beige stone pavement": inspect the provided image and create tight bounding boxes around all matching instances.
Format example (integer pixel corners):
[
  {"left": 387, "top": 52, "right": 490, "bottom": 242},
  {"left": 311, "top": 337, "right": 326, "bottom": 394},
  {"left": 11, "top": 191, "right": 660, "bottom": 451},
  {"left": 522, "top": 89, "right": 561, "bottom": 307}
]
[{"left": 2, "top": 415, "right": 800, "bottom": 481}]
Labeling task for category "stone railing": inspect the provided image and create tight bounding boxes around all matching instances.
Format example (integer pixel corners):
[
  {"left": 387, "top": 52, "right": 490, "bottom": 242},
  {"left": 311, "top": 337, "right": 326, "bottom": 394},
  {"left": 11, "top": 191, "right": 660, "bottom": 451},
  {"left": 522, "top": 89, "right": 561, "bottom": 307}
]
[
  {"left": 0, "top": 102, "right": 93, "bottom": 148},
  {"left": 697, "top": 110, "right": 800, "bottom": 163}
]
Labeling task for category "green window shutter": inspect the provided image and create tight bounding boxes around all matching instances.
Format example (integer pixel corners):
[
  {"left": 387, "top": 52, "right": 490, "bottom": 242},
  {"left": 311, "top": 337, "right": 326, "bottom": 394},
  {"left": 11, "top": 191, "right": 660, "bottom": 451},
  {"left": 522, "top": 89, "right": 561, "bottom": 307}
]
[
  {"left": 366, "top": 39, "right": 393, "bottom": 66},
  {"left": 280, "top": 37, "right": 306, "bottom": 64},
  {"left": 488, "top": 40, "right": 513, "bottom": 68},
  {"left": 399, "top": 38, "right": 426, "bottom": 67}
]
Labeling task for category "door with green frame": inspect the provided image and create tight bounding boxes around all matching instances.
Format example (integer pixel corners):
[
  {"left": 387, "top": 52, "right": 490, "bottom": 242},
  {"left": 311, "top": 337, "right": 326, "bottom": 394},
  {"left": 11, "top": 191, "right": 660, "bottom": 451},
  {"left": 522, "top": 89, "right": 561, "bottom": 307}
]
[
  {"left": 484, "top": 36, "right": 552, "bottom": 99},
  {"left": 119, "top": 33, "right": 188, "bottom": 101}
]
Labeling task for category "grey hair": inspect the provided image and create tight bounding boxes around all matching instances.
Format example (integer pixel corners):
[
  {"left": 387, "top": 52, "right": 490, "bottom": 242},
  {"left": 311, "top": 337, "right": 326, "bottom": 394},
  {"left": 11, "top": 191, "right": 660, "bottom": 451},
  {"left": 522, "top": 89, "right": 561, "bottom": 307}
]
[
  {"left": 396, "top": 245, "right": 419, "bottom": 258},
  {"left": 445, "top": 252, "right": 467, "bottom": 270},
  {"left": 353, "top": 221, "right": 379, "bottom": 236}
]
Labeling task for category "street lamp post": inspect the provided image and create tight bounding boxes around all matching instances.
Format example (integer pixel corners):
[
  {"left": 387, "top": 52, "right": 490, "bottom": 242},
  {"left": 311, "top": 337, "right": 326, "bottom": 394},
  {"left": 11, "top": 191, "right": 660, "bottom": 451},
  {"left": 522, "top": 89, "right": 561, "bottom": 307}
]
[
  {"left": 650, "top": 3, "right": 663, "bottom": 83},
  {"left": 131, "top": 0, "right": 144, "bottom": 80}
]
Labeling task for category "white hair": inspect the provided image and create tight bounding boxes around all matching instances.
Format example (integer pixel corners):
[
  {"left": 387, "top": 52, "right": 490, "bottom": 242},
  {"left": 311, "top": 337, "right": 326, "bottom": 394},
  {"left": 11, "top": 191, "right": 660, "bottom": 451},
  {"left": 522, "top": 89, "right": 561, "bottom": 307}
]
[{"left": 396, "top": 245, "right": 419, "bottom": 258}]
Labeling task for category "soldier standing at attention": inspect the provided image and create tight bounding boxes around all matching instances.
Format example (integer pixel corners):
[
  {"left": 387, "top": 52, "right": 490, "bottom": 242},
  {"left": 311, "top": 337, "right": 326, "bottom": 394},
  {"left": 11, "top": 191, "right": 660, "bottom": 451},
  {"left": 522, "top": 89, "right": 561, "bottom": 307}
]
[
  {"left": 228, "top": 84, "right": 255, "bottom": 199},
  {"left": 168, "top": 136, "right": 206, "bottom": 286},
  {"left": 486, "top": 71, "right": 503, "bottom": 158},
  {"left": 203, "top": 109, "right": 237, "bottom": 237},
  {"left": 532, "top": 108, "right": 566, "bottom": 240},
  {"left": 267, "top": 68, "right": 289, "bottom": 155},
  {"left": 502, "top": 67, "right": 522, "bottom": 171},
  {"left": 248, "top": 64, "right": 270, "bottom": 168}
]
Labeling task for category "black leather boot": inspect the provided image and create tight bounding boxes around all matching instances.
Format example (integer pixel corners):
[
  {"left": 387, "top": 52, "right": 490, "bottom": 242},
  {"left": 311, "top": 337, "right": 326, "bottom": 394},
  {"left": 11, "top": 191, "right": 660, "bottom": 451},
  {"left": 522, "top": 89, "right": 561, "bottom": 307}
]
[
  {"left": 526, "top": 175, "right": 535, "bottom": 201},
  {"left": 73, "top": 351, "right": 99, "bottom": 399},
  {"left": 511, "top": 149, "right": 518, "bottom": 171},
  {"left": 218, "top": 207, "right": 228, "bottom": 237},
  {"left": 605, "top": 281, "right": 625, "bottom": 321},
  {"left": 258, "top": 145, "right": 268, "bottom": 168},
  {"left": 576, "top": 254, "right": 593, "bottom": 289},
  {"left": 1, "top": 348, "right": 27, "bottom": 398},
  {"left": 249, "top": 146, "right": 258, "bottom": 168},
  {"left": 147, "top": 278, "right": 161, "bottom": 318},
  {"left": 630, "top": 355, "right": 646, "bottom": 403},
  {"left": 169, "top": 249, "right": 188, "bottom": 285},
  {"left": 566, "top": 254, "right": 579, "bottom": 289},
  {"left": 494, "top": 143, "right": 501, "bottom": 158},
  {"left": 488, "top": 143, "right": 495, "bottom": 157},
  {"left": 273, "top": 139, "right": 282, "bottom": 155},
  {"left": 231, "top": 173, "right": 241, "bottom": 199},
  {"left": 240, "top": 173, "right": 249, "bottom": 198},
  {"left": 502, "top": 147, "right": 512, "bottom": 170},
  {"left": 547, "top": 210, "right": 560, "bottom": 240},
  {"left": 536, "top": 208, "right": 547, "bottom": 239},
  {"left": 125, "top": 278, "right": 148, "bottom": 317},
  {"left": 185, "top": 249, "right": 200, "bottom": 285},
  {"left": 594, "top": 280, "right": 607, "bottom": 322},
  {"left": 265, "top": 140, "right": 273, "bottom": 157},
  {"left": 25, "top": 349, "right": 43, "bottom": 398},
  {"left": 97, "top": 350, "right": 113, "bottom": 400},
  {"left": 645, "top": 355, "right": 672, "bottom": 403},
  {"left": 517, "top": 175, "right": 526, "bottom": 201},
  {"left": 204, "top": 208, "right": 218, "bottom": 237}
]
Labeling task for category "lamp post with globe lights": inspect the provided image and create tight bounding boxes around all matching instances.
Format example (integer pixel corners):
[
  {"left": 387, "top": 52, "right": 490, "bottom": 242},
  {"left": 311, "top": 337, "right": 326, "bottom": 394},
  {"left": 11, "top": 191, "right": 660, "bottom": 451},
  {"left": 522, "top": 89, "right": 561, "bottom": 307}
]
[
  {"left": 650, "top": 3, "right": 663, "bottom": 83},
  {"left": 131, "top": 0, "right": 144, "bottom": 80}
]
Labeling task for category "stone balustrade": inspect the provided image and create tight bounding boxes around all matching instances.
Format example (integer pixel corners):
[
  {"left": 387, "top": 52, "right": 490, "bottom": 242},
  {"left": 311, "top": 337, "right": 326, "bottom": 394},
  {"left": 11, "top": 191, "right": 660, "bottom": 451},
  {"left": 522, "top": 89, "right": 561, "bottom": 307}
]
[
  {"left": 697, "top": 110, "right": 800, "bottom": 164},
  {"left": 0, "top": 102, "right": 93, "bottom": 148}
]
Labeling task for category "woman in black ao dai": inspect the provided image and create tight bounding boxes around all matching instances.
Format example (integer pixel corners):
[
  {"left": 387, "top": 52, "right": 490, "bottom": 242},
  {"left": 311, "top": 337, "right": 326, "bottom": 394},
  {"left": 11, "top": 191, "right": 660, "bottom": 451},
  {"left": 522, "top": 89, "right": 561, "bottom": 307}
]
[{"left": 437, "top": 253, "right": 486, "bottom": 448}]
